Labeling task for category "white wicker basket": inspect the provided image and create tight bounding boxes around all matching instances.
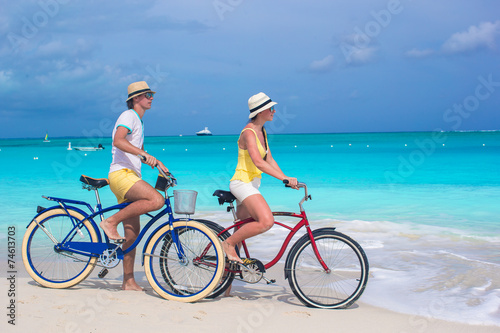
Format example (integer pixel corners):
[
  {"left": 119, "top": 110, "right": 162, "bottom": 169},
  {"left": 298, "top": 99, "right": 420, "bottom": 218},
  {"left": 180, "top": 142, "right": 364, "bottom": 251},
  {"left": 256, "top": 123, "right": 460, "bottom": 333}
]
[{"left": 173, "top": 190, "right": 198, "bottom": 215}]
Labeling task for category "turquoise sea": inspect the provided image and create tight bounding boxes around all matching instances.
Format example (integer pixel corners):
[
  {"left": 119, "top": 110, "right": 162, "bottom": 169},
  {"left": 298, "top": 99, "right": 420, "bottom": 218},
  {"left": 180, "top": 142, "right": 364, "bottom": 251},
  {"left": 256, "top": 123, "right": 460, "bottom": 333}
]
[{"left": 1, "top": 131, "right": 499, "bottom": 326}]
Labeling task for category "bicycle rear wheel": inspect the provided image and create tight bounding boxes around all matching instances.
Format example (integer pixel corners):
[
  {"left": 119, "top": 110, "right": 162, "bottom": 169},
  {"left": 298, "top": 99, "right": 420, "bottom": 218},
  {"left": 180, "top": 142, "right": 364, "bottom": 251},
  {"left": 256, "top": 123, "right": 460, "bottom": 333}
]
[
  {"left": 285, "top": 229, "right": 369, "bottom": 309},
  {"left": 144, "top": 221, "right": 224, "bottom": 302},
  {"left": 21, "top": 208, "right": 99, "bottom": 288}
]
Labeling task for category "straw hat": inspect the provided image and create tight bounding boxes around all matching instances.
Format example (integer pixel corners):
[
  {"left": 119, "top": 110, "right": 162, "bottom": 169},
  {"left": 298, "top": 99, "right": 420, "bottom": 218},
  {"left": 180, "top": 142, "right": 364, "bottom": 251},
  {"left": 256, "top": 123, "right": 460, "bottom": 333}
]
[
  {"left": 248, "top": 92, "right": 277, "bottom": 119},
  {"left": 126, "top": 81, "right": 155, "bottom": 101}
]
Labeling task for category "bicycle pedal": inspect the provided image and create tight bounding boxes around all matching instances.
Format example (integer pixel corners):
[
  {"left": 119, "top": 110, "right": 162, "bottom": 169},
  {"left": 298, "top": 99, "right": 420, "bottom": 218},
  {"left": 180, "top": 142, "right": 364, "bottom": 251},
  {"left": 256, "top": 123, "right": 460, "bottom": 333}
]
[
  {"left": 241, "top": 258, "right": 266, "bottom": 273},
  {"left": 227, "top": 261, "right": 241, "bottom": 271},
  {"left": 98, "top": 268, "right": 108, "bottom": 278},
  {"left": 264, "top": 277, "right": 276, "bottom": 285}
]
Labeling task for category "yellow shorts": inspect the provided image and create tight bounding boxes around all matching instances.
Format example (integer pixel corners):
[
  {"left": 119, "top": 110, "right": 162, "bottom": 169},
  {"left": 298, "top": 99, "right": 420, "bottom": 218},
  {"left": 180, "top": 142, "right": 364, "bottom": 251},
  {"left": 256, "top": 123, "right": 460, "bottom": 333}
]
[{"left": 109, "top": 168, "right": 141, "bottom": 204}]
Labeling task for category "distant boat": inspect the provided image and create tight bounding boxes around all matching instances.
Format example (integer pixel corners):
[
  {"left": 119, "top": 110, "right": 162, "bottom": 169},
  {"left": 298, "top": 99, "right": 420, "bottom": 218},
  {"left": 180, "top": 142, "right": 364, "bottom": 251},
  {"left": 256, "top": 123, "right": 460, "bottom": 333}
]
[
  {"left": 196, "top": 127, "right": 212, "bottom": 136},
  {"left": 73, "top": 144, "right": 105, "bottom": 151},
  {"left": 67, "top": 142, "right": 72, "bottom": 150},
  {"left": 43, "top": 133, "right": 50, "bottom": 142}
]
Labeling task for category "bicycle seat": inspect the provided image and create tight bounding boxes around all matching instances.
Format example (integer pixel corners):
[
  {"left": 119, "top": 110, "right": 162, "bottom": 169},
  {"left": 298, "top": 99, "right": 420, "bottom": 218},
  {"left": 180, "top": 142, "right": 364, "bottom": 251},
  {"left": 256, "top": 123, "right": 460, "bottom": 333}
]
[
  {"left": 213, "top": 190, "right": 236, "bottom": 205},
  {"left": 80, "top": 175, "right": 109, "bottom": 189}
]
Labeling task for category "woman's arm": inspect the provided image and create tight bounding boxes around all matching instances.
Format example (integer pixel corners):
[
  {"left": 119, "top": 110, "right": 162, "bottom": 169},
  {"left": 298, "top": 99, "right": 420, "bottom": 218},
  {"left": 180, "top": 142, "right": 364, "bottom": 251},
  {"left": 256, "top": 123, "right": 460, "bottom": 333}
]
[
  {"left": 242, "top": 130, "right": 297, "bottom": 187},
  {"left": 264, "top": 147, "right": 298, "bottom": 188},
  {"left": 265, "top": 148, "right": 282, "bottom": 173}
]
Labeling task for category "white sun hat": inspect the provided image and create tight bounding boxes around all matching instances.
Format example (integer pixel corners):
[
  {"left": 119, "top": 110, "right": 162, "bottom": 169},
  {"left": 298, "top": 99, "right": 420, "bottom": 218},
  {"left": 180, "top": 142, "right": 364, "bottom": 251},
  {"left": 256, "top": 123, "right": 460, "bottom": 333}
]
[{"left": 248, "top": 92, "right": 277, "bottom": 119}]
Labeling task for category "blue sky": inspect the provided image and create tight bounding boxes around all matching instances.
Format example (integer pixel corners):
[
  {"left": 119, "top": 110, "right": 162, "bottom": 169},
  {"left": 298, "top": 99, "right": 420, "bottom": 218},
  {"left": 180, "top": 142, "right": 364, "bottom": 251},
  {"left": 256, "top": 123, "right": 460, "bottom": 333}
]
[{"left": 1, "top": 0, "right": 499, "bottom": 138}]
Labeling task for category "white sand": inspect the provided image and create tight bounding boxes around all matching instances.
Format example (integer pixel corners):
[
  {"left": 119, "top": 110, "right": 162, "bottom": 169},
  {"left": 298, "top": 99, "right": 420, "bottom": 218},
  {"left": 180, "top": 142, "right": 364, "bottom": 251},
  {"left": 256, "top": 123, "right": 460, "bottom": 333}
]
[{"left": 3, "top": 265, "right": 499, "bottom": 333}]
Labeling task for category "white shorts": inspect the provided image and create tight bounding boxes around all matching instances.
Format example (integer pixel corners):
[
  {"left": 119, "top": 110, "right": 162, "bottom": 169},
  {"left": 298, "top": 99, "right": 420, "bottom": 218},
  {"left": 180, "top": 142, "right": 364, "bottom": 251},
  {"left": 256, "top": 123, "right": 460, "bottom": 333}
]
[{"left": 229, "top": 178, "right": 261, "bottom": 206}]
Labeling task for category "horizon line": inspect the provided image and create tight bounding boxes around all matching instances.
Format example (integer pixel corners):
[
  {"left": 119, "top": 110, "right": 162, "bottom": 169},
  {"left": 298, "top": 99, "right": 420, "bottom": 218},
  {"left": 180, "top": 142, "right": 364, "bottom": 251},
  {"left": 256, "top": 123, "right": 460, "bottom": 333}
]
[{"left": 1, "top": 129, "right": 499, "bottom": 140}]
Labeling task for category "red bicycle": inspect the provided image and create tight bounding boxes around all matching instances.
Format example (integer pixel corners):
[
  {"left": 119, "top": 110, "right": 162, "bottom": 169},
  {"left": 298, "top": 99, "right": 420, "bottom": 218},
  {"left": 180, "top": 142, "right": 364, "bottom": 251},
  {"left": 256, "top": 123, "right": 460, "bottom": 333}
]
[{"left": 205, "top": 181, "right": 369, "bottom": 309}]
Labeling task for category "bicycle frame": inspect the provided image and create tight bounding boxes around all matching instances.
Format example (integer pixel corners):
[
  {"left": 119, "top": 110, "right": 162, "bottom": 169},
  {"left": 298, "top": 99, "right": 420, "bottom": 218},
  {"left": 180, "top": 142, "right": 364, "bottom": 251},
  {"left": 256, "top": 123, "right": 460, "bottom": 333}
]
[
  {"left": 218, "top": 184, "right": 330, "bottom": 273},
  {"left": 33, "top": 185, "right": 188, "bottom": 263}
]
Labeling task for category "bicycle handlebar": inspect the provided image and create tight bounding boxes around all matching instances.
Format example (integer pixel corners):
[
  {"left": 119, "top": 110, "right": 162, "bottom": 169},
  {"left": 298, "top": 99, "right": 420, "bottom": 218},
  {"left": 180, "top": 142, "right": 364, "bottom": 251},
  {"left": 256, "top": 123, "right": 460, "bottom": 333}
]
[
  {"left": 138, "top": 154, "right": 175, "bottom": 181},
  {"left": 283, "top": 179, "right": 306, "bottom": 188},
  {"left": 283, "top": 180, "right": 310, "bottom": 209}
]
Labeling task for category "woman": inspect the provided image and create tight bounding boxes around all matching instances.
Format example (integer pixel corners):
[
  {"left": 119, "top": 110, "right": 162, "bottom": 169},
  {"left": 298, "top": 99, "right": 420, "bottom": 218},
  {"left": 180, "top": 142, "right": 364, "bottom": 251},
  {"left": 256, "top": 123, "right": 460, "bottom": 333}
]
[
  {"left": 100, "top": 81, "right": 169, "bottom": 291},
  {"left": 223, "top": 92, "right": 298, "bottom": 263}
]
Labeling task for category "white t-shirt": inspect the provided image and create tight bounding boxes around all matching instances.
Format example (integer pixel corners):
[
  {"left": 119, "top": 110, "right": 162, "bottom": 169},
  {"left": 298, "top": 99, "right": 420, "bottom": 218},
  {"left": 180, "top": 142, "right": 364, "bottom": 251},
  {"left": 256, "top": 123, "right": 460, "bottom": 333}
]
[{"left": 109, "top": 109, "right": 144, "bottom": 177}]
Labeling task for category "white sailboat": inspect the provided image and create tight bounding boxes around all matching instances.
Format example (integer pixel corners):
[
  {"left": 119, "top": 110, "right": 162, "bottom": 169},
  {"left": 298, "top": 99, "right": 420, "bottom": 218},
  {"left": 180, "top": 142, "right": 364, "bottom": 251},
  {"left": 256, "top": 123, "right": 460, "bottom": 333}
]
[{"left": 196, "top": 127, "right": 212, "bottom": 136}]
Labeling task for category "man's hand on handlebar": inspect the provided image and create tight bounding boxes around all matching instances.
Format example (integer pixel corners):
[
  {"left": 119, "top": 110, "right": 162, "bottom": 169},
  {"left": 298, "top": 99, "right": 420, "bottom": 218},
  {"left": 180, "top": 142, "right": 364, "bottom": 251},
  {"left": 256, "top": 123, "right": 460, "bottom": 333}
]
[
  {"left": 155, "top": 160, "right": 169, "bottom": 175},
  {"left": 138, "top": 154, "right": 169, "bottom": 175},
  {"left": 140, "top": 153, "right": 157, "bottom": 168}
]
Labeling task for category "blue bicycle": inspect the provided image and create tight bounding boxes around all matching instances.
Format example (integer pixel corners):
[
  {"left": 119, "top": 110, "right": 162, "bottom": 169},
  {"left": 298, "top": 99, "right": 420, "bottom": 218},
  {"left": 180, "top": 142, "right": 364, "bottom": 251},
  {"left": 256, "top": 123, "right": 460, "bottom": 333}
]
[{"left": 21, "top": 168, "right": 225, "bottom": 303}]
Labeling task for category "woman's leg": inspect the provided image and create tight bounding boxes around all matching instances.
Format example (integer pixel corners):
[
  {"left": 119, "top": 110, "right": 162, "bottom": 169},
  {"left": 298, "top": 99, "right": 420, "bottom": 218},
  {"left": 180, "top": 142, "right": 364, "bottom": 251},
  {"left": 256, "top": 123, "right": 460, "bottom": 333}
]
[
  {"left": 235, "top": 202, "right": 251, "bottom": 220},
  {"left": 223, "top": 202, "right": 252, "bottom": 296},
  {"left": 222, "top": 194, "right": 274, "bottom": 262}
]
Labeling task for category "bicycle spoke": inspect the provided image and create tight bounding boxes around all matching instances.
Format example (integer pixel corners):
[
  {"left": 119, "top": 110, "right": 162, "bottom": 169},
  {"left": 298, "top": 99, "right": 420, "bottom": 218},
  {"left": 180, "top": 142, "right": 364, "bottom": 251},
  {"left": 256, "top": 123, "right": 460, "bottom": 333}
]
[
  {"left": 286, "top": 231, "right": 368, "bottom": 308},
  {"left": 22, "top": 209, "right": 98, "bottom": 288},
  {"left": 144, "top": 222, "right": 224, "bottom": 302}
]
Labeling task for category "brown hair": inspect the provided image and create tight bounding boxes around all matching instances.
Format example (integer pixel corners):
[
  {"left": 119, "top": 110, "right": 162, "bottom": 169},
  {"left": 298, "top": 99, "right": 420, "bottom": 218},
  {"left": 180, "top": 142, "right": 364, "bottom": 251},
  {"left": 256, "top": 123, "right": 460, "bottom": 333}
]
[
  {"left": 248, "top": 118, "right": 268, "bottom": 152},
  {"left": 126, "top": 99, "right": 134, "bottom": 110}
]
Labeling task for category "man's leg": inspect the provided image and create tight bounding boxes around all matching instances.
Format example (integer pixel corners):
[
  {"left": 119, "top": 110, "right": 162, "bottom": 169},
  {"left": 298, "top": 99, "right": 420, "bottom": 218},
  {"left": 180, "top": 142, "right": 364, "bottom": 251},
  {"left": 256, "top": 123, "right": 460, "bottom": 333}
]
[
  {"left": 101, "top": 180, "right": 164, "bottom": 291},
  {"left": 100, "top": 180, "right": 164, "bottom": 240},
  {"left": 121, "top": 215, "right": 142, "bottom": 290}
]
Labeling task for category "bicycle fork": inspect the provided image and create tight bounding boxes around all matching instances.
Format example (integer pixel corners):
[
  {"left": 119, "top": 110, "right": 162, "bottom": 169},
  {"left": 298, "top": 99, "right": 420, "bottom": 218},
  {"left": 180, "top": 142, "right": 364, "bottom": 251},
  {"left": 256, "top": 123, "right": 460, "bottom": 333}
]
[{"left": 306, "top": 227, "right": 331, "bottom": 273}]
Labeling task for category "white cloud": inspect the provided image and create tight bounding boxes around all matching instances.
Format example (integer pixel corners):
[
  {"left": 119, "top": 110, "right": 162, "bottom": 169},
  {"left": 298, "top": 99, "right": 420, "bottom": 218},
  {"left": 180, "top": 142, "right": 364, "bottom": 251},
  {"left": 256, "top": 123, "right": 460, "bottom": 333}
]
[
  {"left": 37, "top": 39, "right": 96, "bottom": 58},
  {"left": 38, "top": 40, "right": 65, "bottom": 56},
  {"left": 345, "top": 33, "right": 371, "bottom": 46},
  {"left": 309, "top": 55, "right": 335, "bottom": 73},
  {"left": 405, "top": 48, "right": 434, "bottom": 58},
  {"left": 0, "top": 70, "right": 19, "bottom": 90},
  {"left": 0, "top": 70, "right": 12, "bottom": 84},
  {"left": 441, "top": 21, "right": 500, "bottom": 53},
  {"left": 346, "top": 47, "right": 376, "bottom": 65},
  {"left": 339, "top": 32, "right": 377, "bottom": 66}
]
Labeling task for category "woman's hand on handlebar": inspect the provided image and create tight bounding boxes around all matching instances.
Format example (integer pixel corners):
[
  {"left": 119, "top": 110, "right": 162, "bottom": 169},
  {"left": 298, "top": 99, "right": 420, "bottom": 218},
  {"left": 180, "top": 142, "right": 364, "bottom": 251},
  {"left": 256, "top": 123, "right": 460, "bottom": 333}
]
[{"left": 283, "top": 177, "right": 299, "bottom": 189}]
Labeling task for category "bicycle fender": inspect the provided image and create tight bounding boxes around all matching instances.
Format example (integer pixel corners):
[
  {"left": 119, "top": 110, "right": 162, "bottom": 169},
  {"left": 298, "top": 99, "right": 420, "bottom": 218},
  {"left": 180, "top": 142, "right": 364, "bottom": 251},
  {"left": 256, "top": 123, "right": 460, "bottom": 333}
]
[
  {"left": 191, "top": 219, "right": 228, "bottom": 236},
  {"left": 27, "top": 206, "right": 102, "bottom": 243},
  {"left": 283, "top": 227, "right": 336, "bottom": 280},
  {"left": 140, "top": 221, "right": 172, "bottom": 266},
  {"left": 140, "top": 219, "right": 226, "bottom": 266},
  {"left": 28, "top": 205, "right": 85, "bottom": 227},
  {"left": 29, "top": 205, "right": 60, "bottom": 225}
]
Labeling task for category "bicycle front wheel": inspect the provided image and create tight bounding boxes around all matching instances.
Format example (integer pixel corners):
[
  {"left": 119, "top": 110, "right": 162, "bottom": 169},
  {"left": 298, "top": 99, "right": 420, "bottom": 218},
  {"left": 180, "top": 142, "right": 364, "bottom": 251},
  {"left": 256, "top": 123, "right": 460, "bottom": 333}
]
[
  {"left": 144, "top": 221, "right": 224, "bottom": 302},
  {"left": 285, "top": 229, "right": 369, "bottom": 309},
  {"left": 21, "top": 208, "right": 99, "bottom": 288},
  {"left": 194, "top": 220, "right": 237, "bottom": 299}
]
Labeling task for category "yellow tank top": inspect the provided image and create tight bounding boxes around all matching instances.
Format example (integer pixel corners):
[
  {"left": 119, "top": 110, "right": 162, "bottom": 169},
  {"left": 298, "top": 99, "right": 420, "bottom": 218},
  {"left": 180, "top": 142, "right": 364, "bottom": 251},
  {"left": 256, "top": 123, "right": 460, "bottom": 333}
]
[{"left": 230, "top": 128, "right": 268, "bottom": 183}]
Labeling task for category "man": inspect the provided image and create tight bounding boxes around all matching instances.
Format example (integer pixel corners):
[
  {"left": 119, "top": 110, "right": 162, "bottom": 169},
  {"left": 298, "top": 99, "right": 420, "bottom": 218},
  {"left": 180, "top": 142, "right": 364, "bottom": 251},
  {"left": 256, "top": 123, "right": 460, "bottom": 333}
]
[{"left": 100, "top": 81, "right": 168, "bottom": 291}]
